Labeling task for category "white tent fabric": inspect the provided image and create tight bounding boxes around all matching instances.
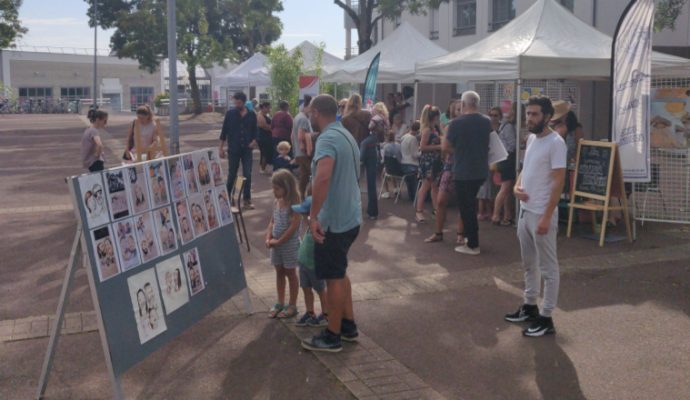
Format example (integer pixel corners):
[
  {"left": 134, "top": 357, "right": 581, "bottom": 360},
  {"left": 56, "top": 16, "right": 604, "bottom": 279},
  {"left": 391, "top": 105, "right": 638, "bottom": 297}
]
[
  {"left": 290, "top": 41, "right": 342, "bottom": 72},
  {"left": 216, "top": 53, "right": 270, "bottom": 87},
  {"left": 415, "top": 0, "right": 690, "bottom": 82},
  {"left": 323, "top": 22, "right": 448, "bottom": 83}
]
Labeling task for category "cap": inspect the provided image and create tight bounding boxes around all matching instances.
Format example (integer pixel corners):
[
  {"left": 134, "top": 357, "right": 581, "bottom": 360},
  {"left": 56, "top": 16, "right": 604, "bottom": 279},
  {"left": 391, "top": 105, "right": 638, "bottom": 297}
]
[{"left": 291, "top": 196, "right": 312, "bottom": 215}]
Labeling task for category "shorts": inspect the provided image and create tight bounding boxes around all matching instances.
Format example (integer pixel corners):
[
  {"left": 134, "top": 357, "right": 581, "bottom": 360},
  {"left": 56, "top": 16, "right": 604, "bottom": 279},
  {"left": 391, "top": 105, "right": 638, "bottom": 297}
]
[
  {"left": 497, "top": 151, "right": 516, "bottom": 182},
  {"left": 299, "top": 264, "right": 326, "bottom": 292},
  {"left": 314, "top": 226, "right": 360, "bottom": 280},
  {"left": 270, "top": 239, "right": 299, "bottom": 268},
  {"left": 439, "top": 170, "right": 455, "bottom": 194}
]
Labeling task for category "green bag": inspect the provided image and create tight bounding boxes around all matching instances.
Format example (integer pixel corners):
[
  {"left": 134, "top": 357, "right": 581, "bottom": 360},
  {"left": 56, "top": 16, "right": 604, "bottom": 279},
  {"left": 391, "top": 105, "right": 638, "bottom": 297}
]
[{"left": 297, "top": 230, "right": 315, "bottom": 270}]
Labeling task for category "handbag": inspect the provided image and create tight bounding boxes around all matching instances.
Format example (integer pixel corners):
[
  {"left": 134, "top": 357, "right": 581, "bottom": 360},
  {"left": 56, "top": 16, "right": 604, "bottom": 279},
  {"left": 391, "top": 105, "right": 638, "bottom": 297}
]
[{"left": 488, "top": 130, "right": 508, "bottom": 166}]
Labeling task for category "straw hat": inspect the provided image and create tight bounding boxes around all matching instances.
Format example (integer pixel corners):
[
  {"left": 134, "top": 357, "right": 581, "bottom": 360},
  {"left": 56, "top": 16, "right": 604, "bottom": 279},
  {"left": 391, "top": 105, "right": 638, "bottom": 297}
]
[{"left": 551, "top": 100, "right": 571, "bottom": 121}]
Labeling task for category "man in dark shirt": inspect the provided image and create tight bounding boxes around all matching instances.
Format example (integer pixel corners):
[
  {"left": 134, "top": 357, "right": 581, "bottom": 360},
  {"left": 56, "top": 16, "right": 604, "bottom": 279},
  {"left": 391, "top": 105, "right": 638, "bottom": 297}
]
[
  {"left": 443, "top": 90, "right": 491, "bottom": 255},
  {"left": 219, "top": 91, "right": 258, "bottom": 209}
]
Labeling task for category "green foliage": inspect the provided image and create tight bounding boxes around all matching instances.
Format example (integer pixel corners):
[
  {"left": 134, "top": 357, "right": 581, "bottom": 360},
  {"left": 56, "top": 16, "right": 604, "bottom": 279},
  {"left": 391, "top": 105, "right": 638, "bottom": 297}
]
[
  {"left": 0, "top": 0, "right": 27, "bottom": 48},
  {"left": 154, "top": 92, "right": 169, "bottom": 107},
  {"left": 266, "top": 44, "right": 302, "bottom": 115},
  {"left": 654, "top": 0, "right": 688, "bottom": 32}
]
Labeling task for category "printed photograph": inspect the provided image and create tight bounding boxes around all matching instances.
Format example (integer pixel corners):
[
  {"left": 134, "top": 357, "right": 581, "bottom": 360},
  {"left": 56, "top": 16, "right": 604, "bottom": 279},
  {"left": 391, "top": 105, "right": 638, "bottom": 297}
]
[
  {"left": 204, "top": 189, "right": 220, "bottom": 230},
  {"left": 105, "top": 168, "right": 131, "bottom": 221},
  {"left": 155, "top": 256, "right": 190, "bottom": 315},
  {"left": 650, "top": 88, "right": 690, "bottom": 148},
  {"left": 167, "top": 156, "right": 187, "bottom": 201},
  {"left": 193, "top": 151, "right": 213, "bottom": 191},
  {"left": 127, "top": 268, "right": 167, "bottom": 344},
  {"left": 188, "top": 194, "right": 209, "bottom": 237},
  {"left": 182, "top": 154, "right": 199, "bottom": 195},
  {"left": 153, "top": 206, "right": 178, "bottom": 255},
  {"left": 175, "top": 199, "right": 195, "bottom": 244},
  {"left": 114, "top": 217, "right": 142, "bottom": 271},
  {"left": 215, "top": 187, "right": 233, "bottom": 226},
  {"left": 127, "top": 165, "right": 150, "bottom": 215},
  {"left": 148, "top": 161, "right": 170, "bottom": 208},
  {"left": 207, "top": 149, "right": 224, "bottom": 187},
  {"left": 134, "top": 212, "right": 160, "bottom": 263},
  {"left": 91, "top": 225, "right": 121, "bottom": 282},
  {"left": 183, "top": 248, "right": 205, "bottom": 296},
  {"left": 78, "top": 173, "right": 110, "bottom": 229}
]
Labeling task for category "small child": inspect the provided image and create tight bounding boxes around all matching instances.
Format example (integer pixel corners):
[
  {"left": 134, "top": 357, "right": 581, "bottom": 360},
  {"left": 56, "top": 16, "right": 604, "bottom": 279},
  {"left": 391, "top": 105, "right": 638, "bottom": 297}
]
[
  {"left": 272, "top": 141, "right": 298, "bottom": 172},
  {"left": 266, "top": 170, "right": 302, "bottom": 319},
  {"left": 292, "top": 196, "right": 328, "bottom": 327}
]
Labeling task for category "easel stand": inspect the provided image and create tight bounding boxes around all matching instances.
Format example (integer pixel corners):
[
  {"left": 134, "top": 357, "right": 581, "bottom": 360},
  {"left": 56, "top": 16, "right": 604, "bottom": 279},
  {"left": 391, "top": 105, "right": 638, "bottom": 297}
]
[{"left": 567, "top": 140, "right": 633, "bottom": 247}]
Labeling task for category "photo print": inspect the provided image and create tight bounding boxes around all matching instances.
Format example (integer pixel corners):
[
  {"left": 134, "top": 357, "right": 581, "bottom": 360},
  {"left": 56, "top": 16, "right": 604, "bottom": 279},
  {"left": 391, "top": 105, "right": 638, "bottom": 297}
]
[
  {"left": 183, "top": 248, "right": 205, "bottom": 295},
  {"left": 207, "top": 149, "right": 224, "bottom": 187},
  {"left": 215, "top": 187, "right": 233, "bottom": 226},
  {"left": 182, "top": 154, "right": 199, "bottom": 195},
  {"left": 148, "top": 161, "right": 170, "bottom": 208},
  {"left": 193, "top": 151, "right": 213, "bottom": 191},
  {"left": 91, "top": 225, "right": 121, "bottom": 282},
  {"left": 127, "top": 268, "right": 167, "bottom": 344},
  {"left": 155, "top": 256, "right": 189, "bottom": 315},
  {"left": 134, "top": 212, "right": 160, "bottom": 263},
  {"left": 127, "top": 165, "right": 150, "bottom": 215},
  {"left": 175, "top": 199, "right": 195, "bottom": 244},
  {"left": 105, "top": 168, "right": 131, "bottom": 221},
  {"left": 114, "top": 218, "right": 142, "bottom": 271},
  {"left": 188, "top": 194, "right": 209, "bottom": 237},
  {"left": 204, "top": 189, "right": 220, "bottom": 230},
  {"left": 153, "top": 206, "right": 178, "bottom": 255},
  {"left": 78, "top": 173, "right": 110, "bottom": 229},
  {"left": 167, "top": 156, "right": 186, "bottom": 201}
]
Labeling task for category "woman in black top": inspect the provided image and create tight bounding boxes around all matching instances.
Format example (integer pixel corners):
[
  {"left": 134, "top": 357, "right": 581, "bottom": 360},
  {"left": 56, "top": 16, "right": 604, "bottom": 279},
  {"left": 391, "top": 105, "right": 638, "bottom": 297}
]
[{"left": 257, "top": 101, "right": 273, "bottom": 174}]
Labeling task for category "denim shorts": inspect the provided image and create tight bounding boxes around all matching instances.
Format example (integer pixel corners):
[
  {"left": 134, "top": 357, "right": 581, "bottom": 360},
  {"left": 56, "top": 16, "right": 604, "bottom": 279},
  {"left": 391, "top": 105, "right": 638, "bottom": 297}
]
[{"left": 299, "top": 264, "right": 326, "bottom": 292}]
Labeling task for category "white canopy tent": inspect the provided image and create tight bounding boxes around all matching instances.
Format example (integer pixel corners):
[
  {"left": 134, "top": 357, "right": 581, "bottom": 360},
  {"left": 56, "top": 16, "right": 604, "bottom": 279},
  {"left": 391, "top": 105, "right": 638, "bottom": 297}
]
[
  {"left": 291, "top": 41, "right": 342, "bottom": 72},
  {"left": 323, "top": 21, "right": 448, "bottom": 84},
  {"left": 415, "top": 0, "right": 690, "bottom": 82},
  {"left": 215, "top": 52, "right": 271, "bottom": 88}
]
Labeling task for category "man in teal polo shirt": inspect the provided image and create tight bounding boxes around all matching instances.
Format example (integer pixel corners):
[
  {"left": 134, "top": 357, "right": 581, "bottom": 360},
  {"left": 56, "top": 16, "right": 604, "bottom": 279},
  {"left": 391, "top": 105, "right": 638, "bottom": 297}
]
[{"left": 301, "top": 94, "right": 362, "bottom": 353}]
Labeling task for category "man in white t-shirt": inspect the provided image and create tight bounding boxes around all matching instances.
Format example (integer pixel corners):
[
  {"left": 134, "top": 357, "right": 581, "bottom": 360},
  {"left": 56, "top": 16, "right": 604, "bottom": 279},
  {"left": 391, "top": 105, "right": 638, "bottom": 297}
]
[{"left": 505, "top": 96, "right": 566, "bottom": 337}]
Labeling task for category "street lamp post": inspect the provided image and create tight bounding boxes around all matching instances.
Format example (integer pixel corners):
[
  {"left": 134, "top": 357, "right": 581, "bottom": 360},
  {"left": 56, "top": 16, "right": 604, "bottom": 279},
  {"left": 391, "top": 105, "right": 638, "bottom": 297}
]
[
  {"left": 167, "top": 0, "right": 180, "bottom": 155},
  {"left": 93, "top": 0, "right": 98, "bottom": 110}
]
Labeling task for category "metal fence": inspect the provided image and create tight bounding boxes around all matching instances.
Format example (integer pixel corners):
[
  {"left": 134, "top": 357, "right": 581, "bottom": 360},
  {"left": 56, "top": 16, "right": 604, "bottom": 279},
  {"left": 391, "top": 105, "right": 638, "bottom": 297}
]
[{"left": 0, "top": 98, "right": 81, "bottom": 114}]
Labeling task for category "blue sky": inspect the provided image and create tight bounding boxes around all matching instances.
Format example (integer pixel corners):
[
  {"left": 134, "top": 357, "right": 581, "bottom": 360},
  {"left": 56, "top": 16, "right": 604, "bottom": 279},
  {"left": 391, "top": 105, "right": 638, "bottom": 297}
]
[{"left": 16, "top": 0, "right": 347, "bottom": 58}]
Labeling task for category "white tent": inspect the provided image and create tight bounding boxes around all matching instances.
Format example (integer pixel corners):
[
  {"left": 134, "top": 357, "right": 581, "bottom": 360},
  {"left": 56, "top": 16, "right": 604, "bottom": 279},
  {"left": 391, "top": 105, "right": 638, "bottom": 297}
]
[
  {"left": 323, "top": 21, "right": 448, "bottom": 83},
  {"left": 290, "top": 41, "right": 342, "bottom": 72},
  {"left": 415, "top": 0, "right": 690, "bottom": 82},
  {"left": 215, "top": 53, "right": 270, "bottom": 88}
]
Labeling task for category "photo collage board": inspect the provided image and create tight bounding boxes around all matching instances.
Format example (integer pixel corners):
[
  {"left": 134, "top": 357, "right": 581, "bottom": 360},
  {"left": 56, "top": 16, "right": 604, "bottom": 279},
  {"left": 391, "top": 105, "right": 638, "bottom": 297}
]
[{"left": 73, "top": 149, "right": 239, "bottom": 357}]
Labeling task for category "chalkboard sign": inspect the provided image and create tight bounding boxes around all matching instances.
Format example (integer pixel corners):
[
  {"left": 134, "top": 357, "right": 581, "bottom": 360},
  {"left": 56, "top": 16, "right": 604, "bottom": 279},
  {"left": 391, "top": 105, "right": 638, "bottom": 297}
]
[{"left": 575, "top": 144, "right": 612, "bottom": 197}]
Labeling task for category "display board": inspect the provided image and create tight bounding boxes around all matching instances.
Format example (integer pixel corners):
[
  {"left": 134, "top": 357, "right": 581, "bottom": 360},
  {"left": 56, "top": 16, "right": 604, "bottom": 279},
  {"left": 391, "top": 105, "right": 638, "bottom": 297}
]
[
  {"left": 71, "top": 149, "right": 246, "bottom": 376},
  {"left": 574, "top": 143, "right": 613, "bottom": 198}
]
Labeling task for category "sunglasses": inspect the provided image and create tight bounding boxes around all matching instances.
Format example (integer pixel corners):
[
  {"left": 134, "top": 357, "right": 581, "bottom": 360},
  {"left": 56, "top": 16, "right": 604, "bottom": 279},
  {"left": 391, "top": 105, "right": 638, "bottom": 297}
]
[{"left": 489, "top": 114, "right": 500, "bottom": 118}]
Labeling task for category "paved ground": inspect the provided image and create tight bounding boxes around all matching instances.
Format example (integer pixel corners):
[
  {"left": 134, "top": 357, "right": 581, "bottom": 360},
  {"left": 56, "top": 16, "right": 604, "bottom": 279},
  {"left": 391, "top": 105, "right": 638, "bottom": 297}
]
[{"left": 0, "top": 113, "right": 689, "bottom": 399}]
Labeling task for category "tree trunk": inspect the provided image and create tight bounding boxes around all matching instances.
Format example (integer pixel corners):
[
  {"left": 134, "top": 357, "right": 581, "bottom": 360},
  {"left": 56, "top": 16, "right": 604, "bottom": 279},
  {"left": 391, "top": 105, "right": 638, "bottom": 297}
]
[
  {"left": 187, "top": 64, "right": 203, "bottom": 115},
  {"left": 357, "top": 3, "right": 374, "bottom": 54}
]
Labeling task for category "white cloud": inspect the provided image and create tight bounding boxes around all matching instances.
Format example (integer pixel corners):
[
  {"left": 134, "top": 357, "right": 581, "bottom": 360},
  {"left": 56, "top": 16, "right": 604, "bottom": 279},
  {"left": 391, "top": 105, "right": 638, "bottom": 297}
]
[{"left": 22, "top": 17, "right": 85, "bottom": 27}]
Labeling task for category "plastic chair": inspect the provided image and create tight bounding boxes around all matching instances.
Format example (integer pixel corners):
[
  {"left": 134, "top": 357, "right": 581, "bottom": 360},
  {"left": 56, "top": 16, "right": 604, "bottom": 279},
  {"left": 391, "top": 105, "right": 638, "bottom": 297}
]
[
  {"left": 231, "top": 176, "right": 250, "bottom": 252},
  {"left": 379, "top": 156, "right": 417, "bottom": 204}
]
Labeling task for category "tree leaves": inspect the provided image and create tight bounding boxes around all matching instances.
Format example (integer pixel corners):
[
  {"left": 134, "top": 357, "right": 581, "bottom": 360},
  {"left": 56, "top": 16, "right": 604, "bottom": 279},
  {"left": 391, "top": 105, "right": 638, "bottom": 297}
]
[
  {"left": 654, "top": 0, "right": 687, "bottom": 32},
  {"left": 0, "top": 0, "right": 28, "bottom": 48}
]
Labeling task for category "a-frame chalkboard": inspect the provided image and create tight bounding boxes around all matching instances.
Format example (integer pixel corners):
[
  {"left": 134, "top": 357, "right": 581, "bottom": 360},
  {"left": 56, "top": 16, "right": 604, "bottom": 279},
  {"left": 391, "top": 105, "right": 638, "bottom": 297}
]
[{"left": 567, "top": 140, "right": 632, "bottom": 247}]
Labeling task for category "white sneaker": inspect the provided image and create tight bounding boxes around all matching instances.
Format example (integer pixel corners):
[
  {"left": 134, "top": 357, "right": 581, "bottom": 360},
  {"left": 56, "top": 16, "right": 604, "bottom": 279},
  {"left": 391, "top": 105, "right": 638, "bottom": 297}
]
[
  {"left": 381, "top": 192, "right": 391, "bottom": 199},
  {"left": 454, "top": 244, "right": 480, "bottom": 255}
]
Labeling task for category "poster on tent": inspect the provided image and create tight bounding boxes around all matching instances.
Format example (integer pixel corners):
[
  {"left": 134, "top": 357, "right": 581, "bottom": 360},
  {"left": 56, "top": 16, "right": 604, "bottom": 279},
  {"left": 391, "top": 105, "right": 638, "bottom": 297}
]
[
  {"left": 520, "top": 87, "right": 544, "bottom": 103},
  {"left": 299, "top": 76, "right": 319, "bottom": 109},
  {"left": 649, "top": 88, "right": 690, "bottom": 149}
]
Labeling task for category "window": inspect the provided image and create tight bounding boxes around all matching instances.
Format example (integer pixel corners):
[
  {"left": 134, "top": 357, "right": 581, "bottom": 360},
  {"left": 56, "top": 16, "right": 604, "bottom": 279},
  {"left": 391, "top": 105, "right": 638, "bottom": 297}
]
[
  {"left": 60, "top": 87, "right": 91, "bottom": 100},
  {"left": 394, "top": 14, "right": 401, "bottom": 28},
  {"left": 429, "top": 8, "right": 440, "bottom": 39},
  {"left": 18, "top": 87, "right": 52, "bottom": 98},
  {"left": 371, "top": 22, "right": 379, "bottom": 45},
  {"left": 130, "top": 87, "right": 154, "bottom": 111},
  {"left": 560, "top": 0, "right": 574, "bottom": 12},
  {"left": 491, "top": 0, "right": 515, "bottom": 31},
  {"left": 453, "top": 0, "right": 476, "bottom": 36}
]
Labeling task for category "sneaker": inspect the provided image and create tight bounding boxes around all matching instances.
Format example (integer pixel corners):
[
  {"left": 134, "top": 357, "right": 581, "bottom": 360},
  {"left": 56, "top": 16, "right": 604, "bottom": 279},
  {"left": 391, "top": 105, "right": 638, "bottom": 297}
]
[
  {"left": 341, "top": 319, "right": 359, "bottom": 342},
  {"left": 381, "top": 192, "right": 391, "bottom": 199},
  {"left": 243, "top": 202, "right": 255, "bottom": 210},
  {"left": 295, "top": 312, "right": 317, "bottom": 327},
  {"left": 308, "top": 313, "right": 328, "bottom": 327},
  {"left": 523, "top": 315, "right": 556, "bottom": 337},
  {"left": 454, "top": 244, "right": 480, "bottom": 255},
  {"left": 301, "top": 329, "right": 342, "bottom": 353},
  {"left": 504, "top": 304, "right": 539, "bottom": 323}
]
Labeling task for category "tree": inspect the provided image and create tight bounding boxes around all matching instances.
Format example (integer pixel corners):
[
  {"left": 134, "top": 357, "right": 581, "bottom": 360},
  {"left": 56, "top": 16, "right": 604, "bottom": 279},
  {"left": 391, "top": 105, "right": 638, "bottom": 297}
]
[
  {"left": 0, "top": 0, "right": 27, "bottom": 49},
  {"left": 654, "top": 0, "right": 688, "bottom": 32},
  {"left": 86, "top": 0, "right": 283, "bottom": 114},
  {"left": 334, "top": 0, "right": 447, "bottom": 55},
  {"left": 266, "top": 44, "right": 302, "bottom": 115}
]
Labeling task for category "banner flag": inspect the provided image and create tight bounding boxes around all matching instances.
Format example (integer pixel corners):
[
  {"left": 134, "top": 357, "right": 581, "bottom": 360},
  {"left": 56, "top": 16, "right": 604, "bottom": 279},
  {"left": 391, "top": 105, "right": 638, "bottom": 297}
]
[{"left": 363, "top": 52, "right": 381, "bottom": 110}]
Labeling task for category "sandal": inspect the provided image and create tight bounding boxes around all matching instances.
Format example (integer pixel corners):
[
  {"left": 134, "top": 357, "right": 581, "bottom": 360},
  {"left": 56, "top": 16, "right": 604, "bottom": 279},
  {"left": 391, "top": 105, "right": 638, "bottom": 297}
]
[
  {"left": 456, "top": 232, "right": 467, "bottom": 245},
  {"left": 499, "top": 220, "right": 513, "bottom": 227},
  {"left": 268, "top": 303, "right": 283, "bottom": 319},
  {"left": 415, "top": 212, "right": 426, "bottom": 223},
  {"left": 277, "top": 304, "right": 298, "bottom": 319},
  {"left": 424, "top": 232, "right": 443, "bottom": 243}
]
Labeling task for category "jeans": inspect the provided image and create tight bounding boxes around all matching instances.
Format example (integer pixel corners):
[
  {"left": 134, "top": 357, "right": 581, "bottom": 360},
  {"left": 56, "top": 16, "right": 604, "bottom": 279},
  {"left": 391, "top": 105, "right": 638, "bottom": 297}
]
[
  {"left": 454, "top": 179, "right": 484, "bottom": 249},
  {"left": 227, "top": 147, "right": 253, "bottom": 201},
  {"left": 401, "top": 164, "right": 418, "bottom": 201}
]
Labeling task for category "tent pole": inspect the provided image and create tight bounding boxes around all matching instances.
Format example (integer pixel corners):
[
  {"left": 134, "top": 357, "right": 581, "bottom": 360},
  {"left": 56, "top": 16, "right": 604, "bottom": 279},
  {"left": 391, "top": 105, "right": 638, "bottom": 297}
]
[
  {"left": 432, "top": 83, "right": 436, "bottom": 108},
  {"left": 413, "top": 81, "right": 419, "bottom": 124},
  {"left": 515, "top": 78, "right": 522, "bottom": 217}
]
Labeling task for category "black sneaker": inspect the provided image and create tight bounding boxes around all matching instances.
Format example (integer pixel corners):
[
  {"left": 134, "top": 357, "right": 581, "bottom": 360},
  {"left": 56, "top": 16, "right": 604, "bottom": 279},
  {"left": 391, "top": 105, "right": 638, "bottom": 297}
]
[
  {"left": 301, "top": 329, "right": 342, "bottom": 353},
  {"left": 523, "top": 316, "right": 556, "bottom": 337},
  {"left": 504, "top": 304, "right": 539, "bottom": 323},
  {"left": 341, "top": 319, "right": 359, "bottom": 342}
]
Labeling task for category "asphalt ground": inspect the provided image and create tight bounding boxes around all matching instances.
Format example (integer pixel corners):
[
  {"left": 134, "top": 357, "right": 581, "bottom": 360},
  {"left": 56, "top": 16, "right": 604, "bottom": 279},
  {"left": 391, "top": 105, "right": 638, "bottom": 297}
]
[{"left": 1, "top": 113, "right": 689, "bottom": 399}]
